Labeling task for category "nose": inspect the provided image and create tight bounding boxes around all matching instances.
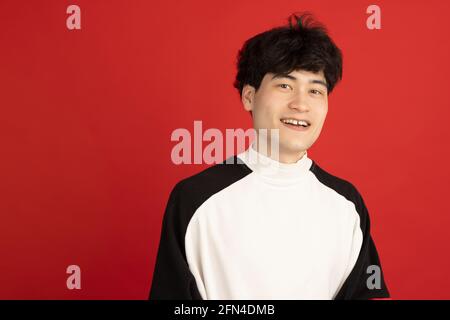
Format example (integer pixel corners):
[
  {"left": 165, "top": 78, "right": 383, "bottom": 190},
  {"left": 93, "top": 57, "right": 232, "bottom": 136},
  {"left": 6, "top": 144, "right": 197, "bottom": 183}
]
[{"left": 288, "top": 90, "right": 309, "bottom": 112}]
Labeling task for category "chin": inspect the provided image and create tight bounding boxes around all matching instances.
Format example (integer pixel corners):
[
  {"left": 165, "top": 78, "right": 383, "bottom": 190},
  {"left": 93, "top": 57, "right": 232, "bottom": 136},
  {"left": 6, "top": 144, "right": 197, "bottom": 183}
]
[{"left": 280, "top": 141, "right": 309, "bottom": 155}]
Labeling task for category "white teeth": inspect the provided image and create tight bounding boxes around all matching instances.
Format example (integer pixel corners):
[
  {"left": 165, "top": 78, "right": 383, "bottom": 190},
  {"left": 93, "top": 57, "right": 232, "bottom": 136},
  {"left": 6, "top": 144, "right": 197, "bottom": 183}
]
[{"left": 281, "top": 119, "right": 309, "bottom": 127}]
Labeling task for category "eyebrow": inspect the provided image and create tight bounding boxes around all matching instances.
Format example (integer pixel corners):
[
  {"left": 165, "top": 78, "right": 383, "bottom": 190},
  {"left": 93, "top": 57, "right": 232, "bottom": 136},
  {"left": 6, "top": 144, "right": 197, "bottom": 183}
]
[{"left": 271, "top": 73, "right": 328, "bottom": 90}]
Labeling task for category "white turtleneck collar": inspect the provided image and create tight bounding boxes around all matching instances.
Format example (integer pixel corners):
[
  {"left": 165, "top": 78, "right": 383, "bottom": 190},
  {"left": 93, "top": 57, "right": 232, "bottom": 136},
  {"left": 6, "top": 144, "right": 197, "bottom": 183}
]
[{"left": 237, "top": 143, "right": 313, "bottom": 185}]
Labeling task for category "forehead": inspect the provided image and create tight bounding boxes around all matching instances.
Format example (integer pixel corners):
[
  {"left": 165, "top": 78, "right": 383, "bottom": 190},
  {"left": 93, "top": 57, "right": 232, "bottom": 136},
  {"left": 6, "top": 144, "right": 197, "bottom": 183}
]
[
  {"left": 268, "top": 69, "right": 325, "bottom": 81},
  {"left": 264, "top": 69, "right": 328, "bottom": 90}
]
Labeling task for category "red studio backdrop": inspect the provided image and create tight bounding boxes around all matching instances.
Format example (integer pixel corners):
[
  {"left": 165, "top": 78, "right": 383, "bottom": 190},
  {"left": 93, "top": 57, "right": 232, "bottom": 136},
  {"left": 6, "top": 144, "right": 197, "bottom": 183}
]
[{"left": 1, "top": 0, "right": 449, "bottom": 300}]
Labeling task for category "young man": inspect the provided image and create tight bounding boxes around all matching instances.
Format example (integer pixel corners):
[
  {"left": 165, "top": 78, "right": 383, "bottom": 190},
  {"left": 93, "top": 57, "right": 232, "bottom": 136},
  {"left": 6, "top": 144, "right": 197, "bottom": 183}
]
[{"left": 150, "top": 12, "right": 390, "bottom": 300}]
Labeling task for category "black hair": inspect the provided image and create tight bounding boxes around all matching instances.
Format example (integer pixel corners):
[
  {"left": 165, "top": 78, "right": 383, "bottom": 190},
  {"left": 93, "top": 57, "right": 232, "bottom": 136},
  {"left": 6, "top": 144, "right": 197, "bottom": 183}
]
[{"left": 233, "top": 12, "right": 343, "bottom": 97}]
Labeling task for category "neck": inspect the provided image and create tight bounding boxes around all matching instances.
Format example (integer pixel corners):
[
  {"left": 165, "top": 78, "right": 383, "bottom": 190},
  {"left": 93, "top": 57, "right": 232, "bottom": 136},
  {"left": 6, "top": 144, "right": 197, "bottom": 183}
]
[
  {"left": 253, "top": 143, "right": 306, "bottom": 164},
  {"left": 238, "top": 143, "right": 313, "bottom": 185}
]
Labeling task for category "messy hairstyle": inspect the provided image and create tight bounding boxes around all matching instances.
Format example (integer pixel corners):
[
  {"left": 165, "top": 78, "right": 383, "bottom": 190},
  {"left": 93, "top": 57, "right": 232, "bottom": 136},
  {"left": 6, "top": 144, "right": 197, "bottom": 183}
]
[{"left": 233, "top": 12, "right": 343, "bottom": 97}]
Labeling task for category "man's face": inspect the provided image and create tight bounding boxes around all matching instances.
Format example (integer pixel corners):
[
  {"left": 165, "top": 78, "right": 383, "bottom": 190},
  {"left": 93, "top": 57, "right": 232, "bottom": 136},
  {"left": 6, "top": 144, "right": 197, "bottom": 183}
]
[{"left": 242, "top": 69, "right": 328, "bottom": 162}]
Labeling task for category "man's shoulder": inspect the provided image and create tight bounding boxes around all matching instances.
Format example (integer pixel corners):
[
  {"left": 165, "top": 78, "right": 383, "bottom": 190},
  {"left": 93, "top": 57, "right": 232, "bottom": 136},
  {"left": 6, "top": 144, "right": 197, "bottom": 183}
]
[
  {"left": 170, "top": 155, "right": 253, "bottom": 208},
  {"left": 309, "top": 160, "right": 364, "bottom": 208}
]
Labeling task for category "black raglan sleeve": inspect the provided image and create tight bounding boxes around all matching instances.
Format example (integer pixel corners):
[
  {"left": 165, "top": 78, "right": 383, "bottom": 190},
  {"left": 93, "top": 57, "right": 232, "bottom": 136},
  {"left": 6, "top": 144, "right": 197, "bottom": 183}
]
[
  {"left": 334, "top": 188, "right": 391, "bottom": 300},
  {"left": 149, "top": 182, "right": 203, "bottom": 300}
]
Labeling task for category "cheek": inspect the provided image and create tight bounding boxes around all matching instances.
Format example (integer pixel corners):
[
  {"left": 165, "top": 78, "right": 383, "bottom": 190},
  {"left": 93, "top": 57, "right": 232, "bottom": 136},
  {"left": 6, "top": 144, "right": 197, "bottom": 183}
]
[
  {"left": 254, "top": 99, "right": 279, "bottom": 124},
  {"left": 251, "top": 104, "right": 270, "bottom": 128},
  {"left": 315, "top": 104, "right": 328, "bottom": 123}
]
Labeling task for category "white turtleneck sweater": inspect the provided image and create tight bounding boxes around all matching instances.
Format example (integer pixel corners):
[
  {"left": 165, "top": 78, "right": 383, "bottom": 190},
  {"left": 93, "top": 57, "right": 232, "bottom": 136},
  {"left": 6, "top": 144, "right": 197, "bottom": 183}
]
[{"left": 150, "top": 145, "right": 390, "bottom": 300}]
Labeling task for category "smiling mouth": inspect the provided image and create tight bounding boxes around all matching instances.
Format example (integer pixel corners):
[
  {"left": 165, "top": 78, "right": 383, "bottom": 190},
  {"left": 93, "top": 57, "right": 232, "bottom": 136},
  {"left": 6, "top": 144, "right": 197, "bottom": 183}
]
[{"left": 280, "top": 118, "right": 311, "bottom": 128}]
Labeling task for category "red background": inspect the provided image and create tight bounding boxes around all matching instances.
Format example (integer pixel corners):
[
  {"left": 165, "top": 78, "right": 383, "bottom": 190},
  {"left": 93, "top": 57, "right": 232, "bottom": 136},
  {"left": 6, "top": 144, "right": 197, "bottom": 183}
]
[{"left": 1, "top": 0, "right": 449, "bottom": 299}]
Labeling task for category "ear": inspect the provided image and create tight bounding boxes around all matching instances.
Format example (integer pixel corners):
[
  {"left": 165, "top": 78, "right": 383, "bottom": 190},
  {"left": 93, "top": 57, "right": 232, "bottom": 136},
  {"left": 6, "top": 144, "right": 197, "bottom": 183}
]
[{"left": 241, "top": 84, "right": 255, "bottom": 112}]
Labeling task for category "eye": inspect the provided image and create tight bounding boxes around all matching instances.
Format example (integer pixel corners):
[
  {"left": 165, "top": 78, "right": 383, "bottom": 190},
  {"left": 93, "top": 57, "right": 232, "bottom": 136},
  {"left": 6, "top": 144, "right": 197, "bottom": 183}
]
[
  {"left": 278, "top": 84, "right": 292, "bottom": 90},
  {"left": 310, "top": 89, "right": 324, "bottom": 95}
]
